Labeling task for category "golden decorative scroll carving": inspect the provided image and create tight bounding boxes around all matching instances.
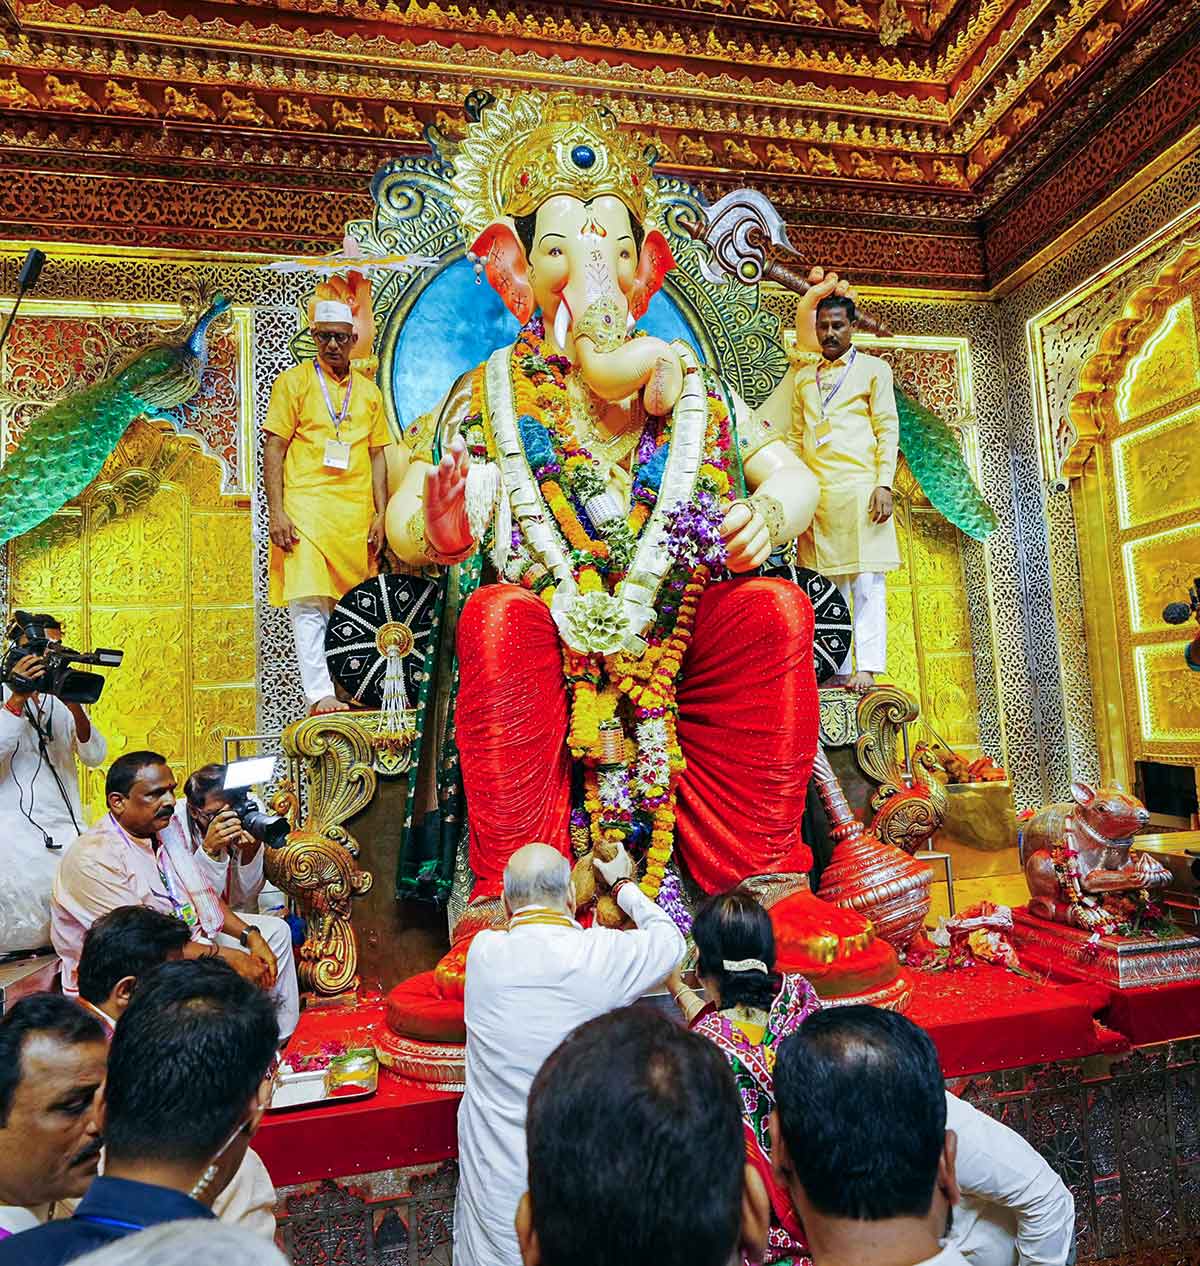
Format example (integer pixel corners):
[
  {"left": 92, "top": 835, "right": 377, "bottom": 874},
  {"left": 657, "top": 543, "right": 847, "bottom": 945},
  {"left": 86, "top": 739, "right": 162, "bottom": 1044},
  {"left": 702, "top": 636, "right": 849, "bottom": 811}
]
[
  {"left": 273, "top": 713, "right": 378, "bottom": 996},
  {"left": 853, "top": 686, "right": 948, "bottom": 848}
]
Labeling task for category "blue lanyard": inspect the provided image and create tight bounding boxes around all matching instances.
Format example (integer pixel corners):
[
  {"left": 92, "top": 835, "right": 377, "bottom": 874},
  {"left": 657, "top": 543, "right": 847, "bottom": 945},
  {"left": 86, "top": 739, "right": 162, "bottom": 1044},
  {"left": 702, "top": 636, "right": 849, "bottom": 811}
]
[
  {"left": 314, "top": 361, "right": 353, "bottom": 436},
  {"left": 75, "top": 1213, "right": 145, "bottom": 1232},
  {"left": 815, "top": 347, "right": 857, "bottom": 417}
]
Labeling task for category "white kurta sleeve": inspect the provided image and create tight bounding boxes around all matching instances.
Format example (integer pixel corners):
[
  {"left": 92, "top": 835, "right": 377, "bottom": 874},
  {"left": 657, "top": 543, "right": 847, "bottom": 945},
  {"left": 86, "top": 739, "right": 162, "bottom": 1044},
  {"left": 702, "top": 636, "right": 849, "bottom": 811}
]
[
  {"left": 594, "top": 883, "right": 685, "bottom": 1004},
  {"left": 228, "top": 846, "right": 266, "bottom": 913},
  {"left": 192, "top": 846, "right": 232, "bottom": 902},
  {"left": 0, "top": 706, "right": 23, "bottom": 764},
  {"left": 946, "top": 1092, "right": 1075, "bottom": 1266},
  {"left": 72, "top": 712, "right": 107, "bottom": 768}
]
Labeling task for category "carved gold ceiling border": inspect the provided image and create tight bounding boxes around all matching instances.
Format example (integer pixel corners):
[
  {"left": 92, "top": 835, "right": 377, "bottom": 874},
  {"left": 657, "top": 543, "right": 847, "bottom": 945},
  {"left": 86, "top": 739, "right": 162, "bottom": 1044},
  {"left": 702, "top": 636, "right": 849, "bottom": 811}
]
[
  {"left": 947, "top": 0, "right": 1112, "bottom": 142},
  {"left": 0, "top": 22, "right": 952, "bottom": 121},
  {"left": 0, "top": 31, "right": 970, "bottom": 153},
  {"left": 973, "top": 0, "right": 1198, "bottom": 209},
  {"left": 8, "top": 0, "right": 1099, "bottom": 112}
]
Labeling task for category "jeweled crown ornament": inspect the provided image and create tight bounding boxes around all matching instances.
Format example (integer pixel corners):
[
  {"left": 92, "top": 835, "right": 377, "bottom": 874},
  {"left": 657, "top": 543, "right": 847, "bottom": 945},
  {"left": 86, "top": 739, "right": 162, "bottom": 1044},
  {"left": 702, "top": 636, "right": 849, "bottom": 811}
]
[{"left": 451, "top": 91, "right": 660, "bottom": 239}]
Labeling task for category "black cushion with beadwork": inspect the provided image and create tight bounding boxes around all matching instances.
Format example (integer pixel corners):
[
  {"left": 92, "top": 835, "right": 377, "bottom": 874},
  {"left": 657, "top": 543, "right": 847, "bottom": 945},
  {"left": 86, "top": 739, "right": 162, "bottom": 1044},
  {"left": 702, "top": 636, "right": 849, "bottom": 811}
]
[
  {"left": 761, "top": 558, "right": 852, "bottom": 683},
  {"left": 324, "top": 574, "right": 440, "bottom": 709}
]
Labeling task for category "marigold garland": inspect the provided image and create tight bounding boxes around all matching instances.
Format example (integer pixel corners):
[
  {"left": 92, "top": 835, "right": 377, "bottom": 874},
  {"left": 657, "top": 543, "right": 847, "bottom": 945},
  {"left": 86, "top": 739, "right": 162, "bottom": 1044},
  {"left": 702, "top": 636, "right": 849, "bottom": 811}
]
[{"left": 487, "top": 316, "right": 735, "bottom": 902}]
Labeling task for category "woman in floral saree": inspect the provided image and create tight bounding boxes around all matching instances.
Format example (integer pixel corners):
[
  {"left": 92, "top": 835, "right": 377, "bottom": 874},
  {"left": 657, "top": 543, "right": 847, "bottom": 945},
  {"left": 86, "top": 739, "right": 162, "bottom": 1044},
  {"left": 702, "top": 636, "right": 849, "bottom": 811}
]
[{"left": 669, "top": 891, "right": 820, "bottom": 1266}]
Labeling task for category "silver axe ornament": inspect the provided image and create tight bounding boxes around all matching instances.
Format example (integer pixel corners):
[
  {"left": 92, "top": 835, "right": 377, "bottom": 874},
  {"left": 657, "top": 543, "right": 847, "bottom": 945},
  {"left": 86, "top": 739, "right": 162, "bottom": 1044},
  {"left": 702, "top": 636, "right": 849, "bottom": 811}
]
[{"left": 679, "top": 188, "right": 891, "bottom": 337}]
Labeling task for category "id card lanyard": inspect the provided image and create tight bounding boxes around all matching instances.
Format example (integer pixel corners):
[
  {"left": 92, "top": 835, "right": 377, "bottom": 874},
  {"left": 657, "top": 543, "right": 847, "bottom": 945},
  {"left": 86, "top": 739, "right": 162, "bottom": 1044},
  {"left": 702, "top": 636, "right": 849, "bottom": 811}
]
[
  {"left": 315, "top": 360, "right": 354, "bottom": 470},
  {"left": 108, "top": 813, "right": 199, "bottom": 931},
  {"left": 814, "top": 347, "right": 857, "bottom": 446}
]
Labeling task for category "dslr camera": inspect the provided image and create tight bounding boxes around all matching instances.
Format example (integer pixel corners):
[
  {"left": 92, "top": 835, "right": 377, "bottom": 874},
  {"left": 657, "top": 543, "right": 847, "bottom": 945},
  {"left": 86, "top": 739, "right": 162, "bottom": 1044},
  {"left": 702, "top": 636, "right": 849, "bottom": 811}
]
[
  {"left": 222, "top": 757, "right": 290, "bottom": 847},
  {"left": 3, "top": 611, "right": 123, "bottom": 705}
]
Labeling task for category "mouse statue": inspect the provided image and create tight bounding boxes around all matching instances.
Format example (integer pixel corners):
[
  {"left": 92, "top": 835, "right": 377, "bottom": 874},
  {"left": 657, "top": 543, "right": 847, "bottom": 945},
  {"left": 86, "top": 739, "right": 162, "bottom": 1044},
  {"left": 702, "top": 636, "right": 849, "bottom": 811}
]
[{"left": 1019, "top": 781, "right": 1171, "bottom": 933}]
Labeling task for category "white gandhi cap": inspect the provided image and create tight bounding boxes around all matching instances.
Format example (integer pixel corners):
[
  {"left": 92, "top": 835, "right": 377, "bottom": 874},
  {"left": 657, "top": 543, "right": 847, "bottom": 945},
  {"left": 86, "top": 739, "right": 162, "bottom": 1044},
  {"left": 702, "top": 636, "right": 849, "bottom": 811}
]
[{"left": 313, "top": 299, "right": 354, "bottom": 325}]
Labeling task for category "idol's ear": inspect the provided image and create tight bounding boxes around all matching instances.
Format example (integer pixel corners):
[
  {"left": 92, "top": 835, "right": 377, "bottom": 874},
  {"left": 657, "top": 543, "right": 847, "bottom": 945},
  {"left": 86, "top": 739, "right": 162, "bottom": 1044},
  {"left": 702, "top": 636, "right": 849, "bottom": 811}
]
[
  {"left": 471, "top": 222, "right": 535, "bottom": 324},
  {"left": 627, "top": 228, "right": 676, "bottom": 321},
  {"left": 1070, "top": 780, "right": 1095, "bottom": 807}
]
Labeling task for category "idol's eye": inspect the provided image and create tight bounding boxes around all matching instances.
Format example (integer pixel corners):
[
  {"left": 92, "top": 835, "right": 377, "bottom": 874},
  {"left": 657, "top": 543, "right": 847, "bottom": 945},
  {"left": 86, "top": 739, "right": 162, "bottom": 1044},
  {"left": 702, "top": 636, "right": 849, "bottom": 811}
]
[
  {"left": 548, "top": 246, "right": 563, "bottom": 258},
  {"left": 619, "top": 248, "right": 631, "bottom": 260}
]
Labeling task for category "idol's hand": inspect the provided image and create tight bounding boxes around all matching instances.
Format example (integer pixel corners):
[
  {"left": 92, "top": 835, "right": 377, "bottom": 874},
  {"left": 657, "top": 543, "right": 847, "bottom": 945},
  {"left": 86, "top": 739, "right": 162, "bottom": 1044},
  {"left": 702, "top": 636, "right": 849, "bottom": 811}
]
[
  {"left": 269, "top": 509, "right": 300, "bottom": 553},
  {"left": 795, "top": 266, "right": 856, "bottom": 354},
  {"left": 422, "top": 436, "right": 474, "bottom": 556},
  {"left": 868, "top": 486, "right": 894, "bottom": 524},
  {"left": 720, "top": 501, "right": 771, "bottom": 573}
]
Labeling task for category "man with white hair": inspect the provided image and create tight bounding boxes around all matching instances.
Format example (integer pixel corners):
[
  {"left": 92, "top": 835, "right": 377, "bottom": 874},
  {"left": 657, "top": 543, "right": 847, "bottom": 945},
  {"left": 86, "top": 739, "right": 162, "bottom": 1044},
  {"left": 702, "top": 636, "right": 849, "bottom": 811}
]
[
  {"left": 454, "top": 841, "right": 685, "bottom": 1266},
  {"left": 263, "top": 298, "right": 391, "bottom": 715}
]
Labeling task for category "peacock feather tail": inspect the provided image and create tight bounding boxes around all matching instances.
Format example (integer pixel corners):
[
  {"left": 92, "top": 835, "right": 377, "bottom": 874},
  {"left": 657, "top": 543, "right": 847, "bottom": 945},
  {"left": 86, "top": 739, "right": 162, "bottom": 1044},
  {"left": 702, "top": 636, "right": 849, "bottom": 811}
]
[
  {"left": 896, "top": 388, "right": 997, "bottom": 542},
  {"left": 0, "top": 295, "right": 230, "bottom": 546}
]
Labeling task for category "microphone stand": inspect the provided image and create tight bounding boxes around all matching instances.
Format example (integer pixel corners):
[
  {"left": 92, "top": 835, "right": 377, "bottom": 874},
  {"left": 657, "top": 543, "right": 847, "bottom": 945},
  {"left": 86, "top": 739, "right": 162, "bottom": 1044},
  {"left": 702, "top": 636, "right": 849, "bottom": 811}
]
[{"left": 0, "top": 248, "right": 47, "bottom": 359}]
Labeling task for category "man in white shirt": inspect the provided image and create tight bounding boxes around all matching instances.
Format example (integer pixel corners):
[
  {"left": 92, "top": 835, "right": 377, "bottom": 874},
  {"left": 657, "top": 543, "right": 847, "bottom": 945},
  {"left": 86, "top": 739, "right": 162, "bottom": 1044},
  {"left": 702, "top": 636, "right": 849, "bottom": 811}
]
[
  {"left": 771, "top": 1006, "right": 971, "bottom": 1266},
  {"left": 0, "top": 995, "right": 107, "bottom": 1240},
  {"left": 0, "top": 613, "right": 107, "bottom": 954},
  {"left": 173, "top": 764, "right": 284, "bottom": 916},
  {"left": 454, "top": 841, "right": 685, "bottom": 1266},
  {"left": 947, "top": 1092, "right": 1075, "bottom": 1266}
]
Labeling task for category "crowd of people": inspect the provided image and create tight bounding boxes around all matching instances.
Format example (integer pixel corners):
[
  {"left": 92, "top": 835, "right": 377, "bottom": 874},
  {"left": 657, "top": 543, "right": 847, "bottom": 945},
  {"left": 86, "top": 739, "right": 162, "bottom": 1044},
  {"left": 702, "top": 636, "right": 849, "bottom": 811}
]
[{"left": 0, "top": 698, "right": 1075, "bottom": 1265}]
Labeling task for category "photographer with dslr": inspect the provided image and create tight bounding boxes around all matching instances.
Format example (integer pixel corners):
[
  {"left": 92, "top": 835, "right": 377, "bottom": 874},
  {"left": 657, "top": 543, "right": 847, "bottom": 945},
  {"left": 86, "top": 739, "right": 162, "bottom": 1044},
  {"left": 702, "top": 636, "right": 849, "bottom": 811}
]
[
  {"left": 174, "top": 764, "right": 285, "bottom": 916},
  {"left": 0, "top": 613, "right": 108, "bottom": 955}
]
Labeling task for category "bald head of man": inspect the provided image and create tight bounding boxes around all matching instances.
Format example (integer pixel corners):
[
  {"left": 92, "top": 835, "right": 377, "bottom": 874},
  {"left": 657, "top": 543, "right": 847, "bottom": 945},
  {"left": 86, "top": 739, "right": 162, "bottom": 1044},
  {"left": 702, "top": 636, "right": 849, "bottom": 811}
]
[{"left": 503, "top": 844, "right": 574, "bottom": 919}]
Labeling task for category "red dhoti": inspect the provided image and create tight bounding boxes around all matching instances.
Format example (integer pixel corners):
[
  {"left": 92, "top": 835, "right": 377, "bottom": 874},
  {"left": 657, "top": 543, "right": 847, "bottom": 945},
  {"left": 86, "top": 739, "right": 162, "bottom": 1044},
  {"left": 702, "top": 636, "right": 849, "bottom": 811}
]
[{"left": 455, "top": 578, "right": 819, "bottom": 899}]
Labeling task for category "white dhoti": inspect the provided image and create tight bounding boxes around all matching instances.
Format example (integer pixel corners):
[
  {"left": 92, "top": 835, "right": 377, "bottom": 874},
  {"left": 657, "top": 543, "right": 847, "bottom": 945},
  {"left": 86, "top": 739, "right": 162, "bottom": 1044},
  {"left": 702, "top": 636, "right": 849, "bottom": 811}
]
[
  {"left": 288, "top": 596, "right": 337, "bottom": 707},
  {"left": 215, "top": 911, "right": 300, "bottom": 1041},
  {"left": 833, "top": 572, "right": 887, "bottom": 675}
]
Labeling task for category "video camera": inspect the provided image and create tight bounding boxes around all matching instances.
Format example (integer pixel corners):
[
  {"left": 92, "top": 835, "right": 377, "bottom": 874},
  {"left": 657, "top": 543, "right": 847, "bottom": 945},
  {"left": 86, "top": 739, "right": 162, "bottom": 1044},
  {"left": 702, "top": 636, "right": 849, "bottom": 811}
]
[
  {"left": 222, "top": 756, "right": 290, "bottom": 847},
  {"left": 3, "top": 611, "right": 123, "bottom": 705},
  {"left": 1163, "top": 578, "right": 1200, "bottom": 673}
]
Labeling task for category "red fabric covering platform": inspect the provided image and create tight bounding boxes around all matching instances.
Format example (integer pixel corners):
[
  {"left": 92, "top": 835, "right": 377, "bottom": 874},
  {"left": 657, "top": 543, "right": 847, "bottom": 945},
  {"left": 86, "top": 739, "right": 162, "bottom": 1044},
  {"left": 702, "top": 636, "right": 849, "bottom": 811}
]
[
  {"left": 1094, "top": 976, "right": 1200, "bottom": 1048},
  {"left": 255, "top": 1003, "right": 459, "bottom": 1188},
  {"left": 906, "top": 965, "right": 1129, "bottom": 1077},
  {"left": 256, "top": 964, "right": 1188, "bottom": 1188}
]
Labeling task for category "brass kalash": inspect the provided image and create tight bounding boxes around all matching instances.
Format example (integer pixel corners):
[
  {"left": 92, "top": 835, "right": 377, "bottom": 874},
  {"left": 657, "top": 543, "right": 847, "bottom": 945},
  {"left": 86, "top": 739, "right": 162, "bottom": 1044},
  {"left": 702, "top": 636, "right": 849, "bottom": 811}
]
[{"left": 266, "top": 93, "right": 960, "bottom": 1051}]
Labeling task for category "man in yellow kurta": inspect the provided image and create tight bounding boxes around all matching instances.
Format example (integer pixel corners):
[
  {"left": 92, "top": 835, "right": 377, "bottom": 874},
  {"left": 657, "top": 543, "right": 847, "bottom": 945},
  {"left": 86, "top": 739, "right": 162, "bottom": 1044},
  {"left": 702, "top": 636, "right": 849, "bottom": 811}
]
[
  {"left": 263, "top": 299, "right": 390, "bottom": 714},
  {"left": 790, "top": 294, "right": 899, "bottom": 692}
]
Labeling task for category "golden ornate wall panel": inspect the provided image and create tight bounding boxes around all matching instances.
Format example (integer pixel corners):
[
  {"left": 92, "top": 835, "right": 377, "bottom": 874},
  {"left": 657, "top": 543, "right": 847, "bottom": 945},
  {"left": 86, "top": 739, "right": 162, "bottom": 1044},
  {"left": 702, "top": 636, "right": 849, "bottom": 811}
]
[
  {"left": 1023, "top": 152, "right": 1200, "bottom": 794},
  {"left": 1066, "top": 267, "right": 1200, "bottom": 770},
  {"left": 0, "top": 291, "right": 291, "bottom": 817},
  {"left": 0, "top": 254, "right": 314, "bottom": 737},
  {"left": 8, "top": 419, "right": 257, "bottom": 818}
]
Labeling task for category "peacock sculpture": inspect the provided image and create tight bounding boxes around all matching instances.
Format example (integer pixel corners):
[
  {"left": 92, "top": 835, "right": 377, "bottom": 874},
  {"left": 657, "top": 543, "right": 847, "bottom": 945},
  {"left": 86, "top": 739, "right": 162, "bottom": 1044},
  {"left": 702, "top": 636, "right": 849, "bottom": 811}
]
[
  {"left": 0, "top": 295, "right": 231, "bottom": 545},
  {"left": 896, "top": 392, "right": 997, "bottom": 541}
]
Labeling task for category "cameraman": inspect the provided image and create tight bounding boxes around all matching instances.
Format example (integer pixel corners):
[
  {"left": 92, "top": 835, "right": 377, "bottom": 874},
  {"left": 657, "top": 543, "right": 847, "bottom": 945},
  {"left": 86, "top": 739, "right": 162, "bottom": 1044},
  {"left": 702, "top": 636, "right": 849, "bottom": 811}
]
[
  {"left": 0, "top": 613, "right": 107, "bottom": 955},
  {"left": 173, "top": 764, "right": 284, "bottom": 916}
]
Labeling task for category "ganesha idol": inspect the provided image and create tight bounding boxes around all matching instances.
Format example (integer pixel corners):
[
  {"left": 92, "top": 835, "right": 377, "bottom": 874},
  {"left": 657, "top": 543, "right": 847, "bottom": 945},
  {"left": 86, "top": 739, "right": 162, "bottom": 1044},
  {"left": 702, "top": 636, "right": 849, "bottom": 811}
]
[{"left": 380, "top": 93, "right": 910, "bottom": 1056}]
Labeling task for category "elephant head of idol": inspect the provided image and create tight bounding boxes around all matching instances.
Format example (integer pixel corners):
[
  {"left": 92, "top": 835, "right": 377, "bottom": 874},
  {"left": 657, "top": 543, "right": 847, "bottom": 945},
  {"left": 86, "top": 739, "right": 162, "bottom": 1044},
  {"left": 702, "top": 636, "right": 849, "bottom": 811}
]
[{"left": 452, "top": 92, "right": 684, "bottom": 413}]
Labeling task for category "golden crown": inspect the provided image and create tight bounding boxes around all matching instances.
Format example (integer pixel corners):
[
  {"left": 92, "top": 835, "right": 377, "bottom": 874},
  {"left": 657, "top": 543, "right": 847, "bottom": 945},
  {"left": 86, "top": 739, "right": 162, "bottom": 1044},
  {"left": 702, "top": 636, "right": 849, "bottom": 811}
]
[{"left": 451, "top": 92, "right": 659, "bottom": 239}]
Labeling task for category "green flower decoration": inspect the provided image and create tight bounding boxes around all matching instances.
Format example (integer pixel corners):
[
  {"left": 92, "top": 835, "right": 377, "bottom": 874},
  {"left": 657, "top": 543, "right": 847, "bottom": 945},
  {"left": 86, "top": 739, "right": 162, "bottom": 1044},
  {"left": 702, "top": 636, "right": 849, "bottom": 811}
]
[{"left": 554, "top": 591, "right": 633, "bottom": 655}]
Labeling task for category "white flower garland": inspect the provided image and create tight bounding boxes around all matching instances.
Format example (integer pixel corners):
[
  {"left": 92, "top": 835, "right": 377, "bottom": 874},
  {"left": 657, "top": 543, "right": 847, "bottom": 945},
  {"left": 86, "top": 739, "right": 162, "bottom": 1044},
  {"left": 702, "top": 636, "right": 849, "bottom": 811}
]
[{"left": 484, "top": 342, "right": 708, "bottom": 655}]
